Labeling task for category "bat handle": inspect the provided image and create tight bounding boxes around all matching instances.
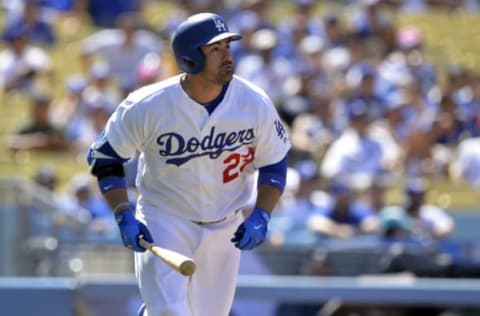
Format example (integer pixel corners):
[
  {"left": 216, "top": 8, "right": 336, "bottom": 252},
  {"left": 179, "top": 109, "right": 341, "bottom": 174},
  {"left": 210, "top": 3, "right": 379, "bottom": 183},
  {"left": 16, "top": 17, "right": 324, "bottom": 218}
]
[
  {"left": 139, "top": 237, "right": 153, "bottom": 250},
  {"left": 138, "top": 236, "right": 196, "bottom": 276}
]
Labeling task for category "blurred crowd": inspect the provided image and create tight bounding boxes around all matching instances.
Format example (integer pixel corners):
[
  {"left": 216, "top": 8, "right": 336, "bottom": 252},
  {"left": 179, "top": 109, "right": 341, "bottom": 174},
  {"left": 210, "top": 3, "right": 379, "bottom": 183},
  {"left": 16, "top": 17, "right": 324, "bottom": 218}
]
[{"left": 3, "top": 0, "right": 480, "bottom": 280}]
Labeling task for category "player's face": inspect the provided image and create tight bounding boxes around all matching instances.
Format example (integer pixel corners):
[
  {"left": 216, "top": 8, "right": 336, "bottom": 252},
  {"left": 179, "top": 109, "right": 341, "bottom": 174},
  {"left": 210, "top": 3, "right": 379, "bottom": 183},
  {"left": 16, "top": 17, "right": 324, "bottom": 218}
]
[{"left": 201, "top": 38, "right": 234, "bottom": 84}]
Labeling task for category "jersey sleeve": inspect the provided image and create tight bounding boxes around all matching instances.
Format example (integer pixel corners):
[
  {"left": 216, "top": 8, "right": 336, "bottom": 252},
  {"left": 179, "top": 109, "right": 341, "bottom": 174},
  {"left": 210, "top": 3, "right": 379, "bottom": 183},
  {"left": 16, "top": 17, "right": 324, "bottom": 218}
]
[
  {"left": 253, "top": 95, "right": 291, "bottom": 168},
  {"left": 104, "top": 99, "right": 146, "bottom": 159}
]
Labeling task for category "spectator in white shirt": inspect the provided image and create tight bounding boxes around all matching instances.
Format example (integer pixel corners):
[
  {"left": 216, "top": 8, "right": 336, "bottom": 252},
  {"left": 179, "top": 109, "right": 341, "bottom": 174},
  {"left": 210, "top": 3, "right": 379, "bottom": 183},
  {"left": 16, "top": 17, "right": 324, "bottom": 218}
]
[
  {"left": 450, "top": 137, "right": 480, "bottom": 189},
  {"left": 320, "top": 99, "right": 384, "bottom": 190},
  {"left": 80, "top": 13, "right": 162, "bottom": 94},
  {"left": 82, "top": 62, "right": 121, "bottom": 115},
  {"left": 236, "top": 28, "right": 294, "bottom": 105},
  {"left": 369, "top": 91, "right": 408, "bottom": 174},
  {"left": 0, "top": 26, "right": 52, "bottom": 94}
]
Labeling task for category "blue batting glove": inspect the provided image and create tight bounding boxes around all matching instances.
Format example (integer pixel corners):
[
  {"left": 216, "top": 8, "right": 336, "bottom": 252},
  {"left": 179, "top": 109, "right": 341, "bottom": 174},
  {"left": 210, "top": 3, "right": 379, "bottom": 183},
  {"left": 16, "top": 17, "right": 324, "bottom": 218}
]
[
  {"left": 231, "top": 208, "right": 270, "bottom": 250},
  {"left": 115, "top": 209, "right": 153, "bottom": 252}
]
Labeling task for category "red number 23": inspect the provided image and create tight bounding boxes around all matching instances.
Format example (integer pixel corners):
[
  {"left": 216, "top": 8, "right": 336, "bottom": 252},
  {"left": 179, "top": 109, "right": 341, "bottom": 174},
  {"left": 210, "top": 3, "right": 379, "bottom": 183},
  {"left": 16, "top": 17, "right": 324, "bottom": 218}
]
[{"left": 223, "top": 148, "right": 254, "bottom": 183}]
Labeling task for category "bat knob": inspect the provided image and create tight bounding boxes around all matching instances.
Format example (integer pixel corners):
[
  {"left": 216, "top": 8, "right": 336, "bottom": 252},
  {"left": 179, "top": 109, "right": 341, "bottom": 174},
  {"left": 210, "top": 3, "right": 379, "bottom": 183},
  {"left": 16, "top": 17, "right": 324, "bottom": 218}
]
[{"left": 180, "top": 260, "right": 196, "bottom": 276}]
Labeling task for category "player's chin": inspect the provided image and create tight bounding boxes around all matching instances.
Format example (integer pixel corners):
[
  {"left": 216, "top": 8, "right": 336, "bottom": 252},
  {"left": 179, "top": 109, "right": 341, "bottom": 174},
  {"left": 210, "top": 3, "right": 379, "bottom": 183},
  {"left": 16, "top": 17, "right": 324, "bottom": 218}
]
[
  {"left": 218, "top": 71, "right": 234, "bottom": 83},
  {"left": 220, "top": 65, "right": 234, "bottom": 77}
]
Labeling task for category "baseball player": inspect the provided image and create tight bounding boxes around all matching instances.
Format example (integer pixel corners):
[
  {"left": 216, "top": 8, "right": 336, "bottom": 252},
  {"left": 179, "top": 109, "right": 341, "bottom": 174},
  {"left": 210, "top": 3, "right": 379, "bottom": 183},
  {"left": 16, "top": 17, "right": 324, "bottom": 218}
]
[{"left": 87, "top": 12, "right": 290, "bottom": 316}]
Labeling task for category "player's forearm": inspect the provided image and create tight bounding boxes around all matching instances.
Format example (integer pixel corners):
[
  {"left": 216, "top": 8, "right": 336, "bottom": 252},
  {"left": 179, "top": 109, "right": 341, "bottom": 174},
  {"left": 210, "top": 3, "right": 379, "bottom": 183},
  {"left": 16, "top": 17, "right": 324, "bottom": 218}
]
[
  {"left": 103, "top": 188, "right": 131, "bottom": 214},
  {"left": 254, "top": 184, "right": 282, "bottom": 214}
]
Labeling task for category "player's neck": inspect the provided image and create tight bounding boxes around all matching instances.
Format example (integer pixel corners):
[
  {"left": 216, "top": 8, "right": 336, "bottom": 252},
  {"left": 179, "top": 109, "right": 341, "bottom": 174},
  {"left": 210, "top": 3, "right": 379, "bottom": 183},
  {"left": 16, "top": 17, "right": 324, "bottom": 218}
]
[{"left": 180, "top": 74, "right": 224, "bottom": 104}]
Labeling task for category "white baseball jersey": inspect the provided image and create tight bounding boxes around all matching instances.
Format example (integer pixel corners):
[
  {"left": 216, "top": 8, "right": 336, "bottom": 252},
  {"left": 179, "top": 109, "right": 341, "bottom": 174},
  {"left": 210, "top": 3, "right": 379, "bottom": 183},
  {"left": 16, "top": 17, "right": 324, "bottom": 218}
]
[
  {"left": 105, "top": 74, "right": 290, "bottom": 222},
  {"left": 0, "top": 45, "right": 51, "bottom": 93},
  {"left": 320, "top": 128, "right": 383, "bottom": 186}
]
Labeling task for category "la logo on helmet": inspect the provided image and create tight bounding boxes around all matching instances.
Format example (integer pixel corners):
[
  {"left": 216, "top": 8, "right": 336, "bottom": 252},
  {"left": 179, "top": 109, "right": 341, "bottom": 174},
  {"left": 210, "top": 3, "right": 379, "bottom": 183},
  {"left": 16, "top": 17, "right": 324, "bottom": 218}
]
[{"left": 213, "top": 17, "right": 226, "bottom": 32}]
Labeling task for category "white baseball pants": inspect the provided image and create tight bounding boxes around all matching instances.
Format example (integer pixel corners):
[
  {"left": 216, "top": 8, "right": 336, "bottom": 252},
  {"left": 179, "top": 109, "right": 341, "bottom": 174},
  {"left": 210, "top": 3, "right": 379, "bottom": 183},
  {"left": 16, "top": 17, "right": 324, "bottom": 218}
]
[{"left": 135, "top": 208, "right": 242, "bottom": 316}]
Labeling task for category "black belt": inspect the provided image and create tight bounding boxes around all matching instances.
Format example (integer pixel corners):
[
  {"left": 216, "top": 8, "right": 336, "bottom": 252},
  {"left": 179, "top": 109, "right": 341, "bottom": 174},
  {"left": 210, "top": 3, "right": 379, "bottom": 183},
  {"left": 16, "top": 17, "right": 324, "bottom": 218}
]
[{"left": 192, "top": 209, "right": 242, "bottom": 225}]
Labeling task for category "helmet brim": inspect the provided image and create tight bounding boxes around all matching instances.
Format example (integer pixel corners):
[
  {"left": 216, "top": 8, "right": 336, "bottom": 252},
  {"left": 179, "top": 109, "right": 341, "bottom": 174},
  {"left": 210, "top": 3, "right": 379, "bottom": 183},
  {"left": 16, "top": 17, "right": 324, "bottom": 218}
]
[{"left": 205, "top": 33, "right": 242, "bottom": 45}]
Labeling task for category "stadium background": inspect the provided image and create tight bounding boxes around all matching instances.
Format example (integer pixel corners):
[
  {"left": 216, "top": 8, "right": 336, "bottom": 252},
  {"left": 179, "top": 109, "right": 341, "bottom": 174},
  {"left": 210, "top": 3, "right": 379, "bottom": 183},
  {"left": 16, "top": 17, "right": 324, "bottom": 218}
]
[{"left": 1, "top": 1, "right": 480, "bottom": 315}]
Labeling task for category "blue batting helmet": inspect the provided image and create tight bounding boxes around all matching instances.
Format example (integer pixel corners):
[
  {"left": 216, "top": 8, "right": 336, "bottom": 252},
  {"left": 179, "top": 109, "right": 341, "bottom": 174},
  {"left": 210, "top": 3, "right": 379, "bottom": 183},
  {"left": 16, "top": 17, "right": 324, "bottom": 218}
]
[{"left": 171, "top": 13, "right": 242, "bottom": 74}]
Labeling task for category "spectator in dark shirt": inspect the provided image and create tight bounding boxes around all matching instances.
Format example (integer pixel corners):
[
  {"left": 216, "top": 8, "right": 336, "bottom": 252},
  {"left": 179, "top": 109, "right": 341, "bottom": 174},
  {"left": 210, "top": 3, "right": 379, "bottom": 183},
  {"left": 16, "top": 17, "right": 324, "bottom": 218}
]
[
  {"left": 7, "top": 92, "right": 68, "bottom": 151},
  {"left": 307, "top": 179, "right": 380, "bottom": 239},
  {"left": 84, "top": 0, "right": 143, "bottom": 28},
  {"left": 2, "top": 0, "right": 56, "bottom": 47}
]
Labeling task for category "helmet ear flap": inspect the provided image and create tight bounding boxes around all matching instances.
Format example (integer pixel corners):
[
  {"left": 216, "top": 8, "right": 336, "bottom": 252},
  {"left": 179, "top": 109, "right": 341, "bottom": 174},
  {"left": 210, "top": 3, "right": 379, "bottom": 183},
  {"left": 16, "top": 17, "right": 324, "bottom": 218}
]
[
  {"left": 178, "top": 49, "right": 205, "bottom": 74},
  {"left": 181, "top": 56, "right": 196, "bottom": 72}
]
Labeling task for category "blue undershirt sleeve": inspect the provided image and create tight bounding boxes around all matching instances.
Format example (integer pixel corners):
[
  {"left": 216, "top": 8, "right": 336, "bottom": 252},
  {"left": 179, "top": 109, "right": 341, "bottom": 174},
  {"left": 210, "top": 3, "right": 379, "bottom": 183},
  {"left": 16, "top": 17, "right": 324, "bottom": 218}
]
[{"left": 257, "top": 155, "right": 288, "bottom": 193}]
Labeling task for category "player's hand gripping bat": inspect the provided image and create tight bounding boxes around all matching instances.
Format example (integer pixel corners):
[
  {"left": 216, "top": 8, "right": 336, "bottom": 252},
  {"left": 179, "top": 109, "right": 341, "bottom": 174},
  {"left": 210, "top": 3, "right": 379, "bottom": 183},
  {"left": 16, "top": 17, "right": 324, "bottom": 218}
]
[{"left": 139, "top": 237, "right": 196, "bottom": 276}]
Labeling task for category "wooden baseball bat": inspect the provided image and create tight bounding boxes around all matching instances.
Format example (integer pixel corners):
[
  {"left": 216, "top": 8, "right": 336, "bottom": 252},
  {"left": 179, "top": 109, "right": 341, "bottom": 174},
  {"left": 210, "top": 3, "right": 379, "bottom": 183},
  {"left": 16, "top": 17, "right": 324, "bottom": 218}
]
[{"left": 139, "top": 237, "right": 196, "bottom": 276}]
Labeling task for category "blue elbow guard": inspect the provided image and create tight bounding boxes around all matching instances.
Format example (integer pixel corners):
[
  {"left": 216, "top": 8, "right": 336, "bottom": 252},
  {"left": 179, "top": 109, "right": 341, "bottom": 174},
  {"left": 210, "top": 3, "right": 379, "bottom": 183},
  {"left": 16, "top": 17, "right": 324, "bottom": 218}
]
[
  {"left": 87, "top": 131, "right": 128, "bottom": 171},
  {"left": 257, "top": 156, "right": 287, "bottom": 192},
  {"left": 87, "top": 131, "right": 129, "bottom": 193}
]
